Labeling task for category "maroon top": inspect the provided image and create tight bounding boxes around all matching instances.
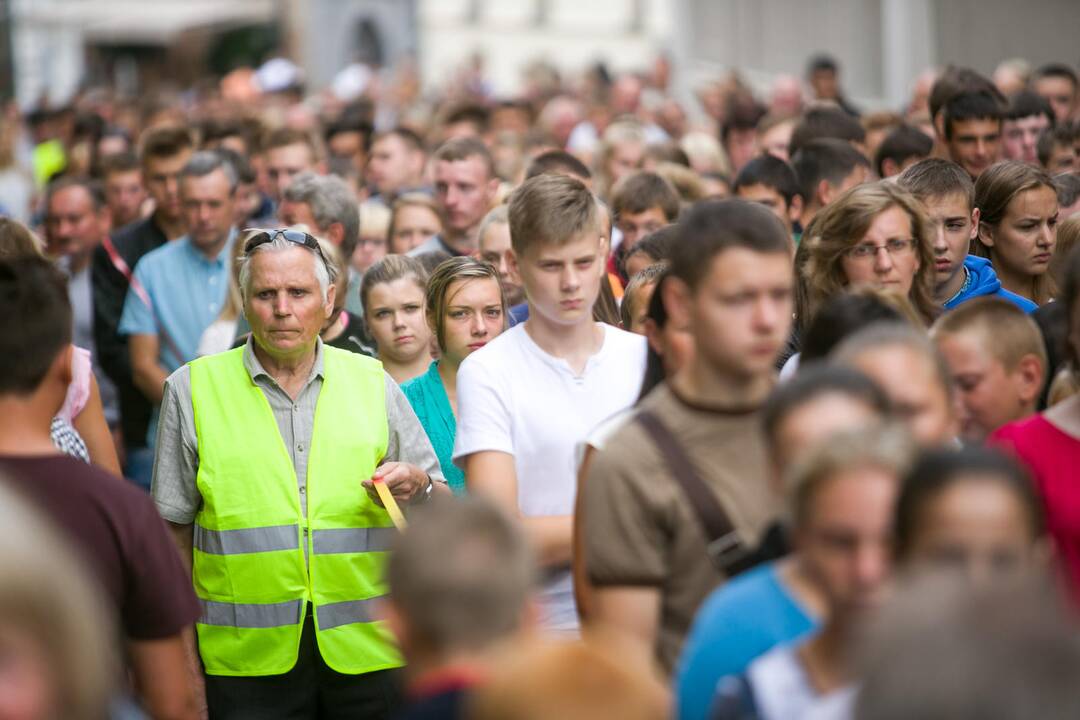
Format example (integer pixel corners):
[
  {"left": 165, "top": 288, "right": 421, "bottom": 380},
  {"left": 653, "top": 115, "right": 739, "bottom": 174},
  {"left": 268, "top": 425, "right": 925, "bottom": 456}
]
[
  {"left": 991, "top": 415, "right": 1080, "bottom": 601},
  {"left": 0, "top": 455, "right": 200, "bottom": 640}
]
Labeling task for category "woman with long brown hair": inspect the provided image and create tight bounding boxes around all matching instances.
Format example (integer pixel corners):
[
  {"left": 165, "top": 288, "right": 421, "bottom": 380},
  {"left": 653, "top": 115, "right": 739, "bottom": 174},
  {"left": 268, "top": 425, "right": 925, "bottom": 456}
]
[{"left": 973, "top": 161, "right": 1059, "bottom": 306}]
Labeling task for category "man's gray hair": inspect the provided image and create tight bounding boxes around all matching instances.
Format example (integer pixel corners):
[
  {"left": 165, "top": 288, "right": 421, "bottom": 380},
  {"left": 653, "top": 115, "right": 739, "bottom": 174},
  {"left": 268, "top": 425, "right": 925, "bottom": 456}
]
[
  {"left": 180, "top": 150, "right": 239, "bottom": 193},
  {"left": 386, "top": 496, "right": 536, "bottom": 654},
  {"left": 238, "top": 231, "right": 334, "bottom": 303},
  {"left": 283, "top": 173, "right": 361, "bottom": 259}
]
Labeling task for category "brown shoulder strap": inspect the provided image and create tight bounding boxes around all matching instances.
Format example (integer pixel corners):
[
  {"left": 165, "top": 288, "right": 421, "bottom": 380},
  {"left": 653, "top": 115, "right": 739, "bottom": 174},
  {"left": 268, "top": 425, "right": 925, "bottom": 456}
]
[{"left": 636, "top": 409, "right": 749, "bottom": 574}]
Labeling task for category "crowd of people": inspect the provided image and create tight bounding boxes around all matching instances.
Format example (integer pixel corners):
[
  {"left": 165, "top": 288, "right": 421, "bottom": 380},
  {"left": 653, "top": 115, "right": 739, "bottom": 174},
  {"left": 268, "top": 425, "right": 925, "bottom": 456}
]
[{"left": 1, "top": 48, "right": 1080, "bottom": 719}]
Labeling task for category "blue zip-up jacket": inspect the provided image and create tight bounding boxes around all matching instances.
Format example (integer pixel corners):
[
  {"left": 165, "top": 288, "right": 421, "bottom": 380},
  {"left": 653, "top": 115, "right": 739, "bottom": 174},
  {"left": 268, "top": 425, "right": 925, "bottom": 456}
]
[{"left": 944, "top": 255, "right": 1038, "bottom": 313}]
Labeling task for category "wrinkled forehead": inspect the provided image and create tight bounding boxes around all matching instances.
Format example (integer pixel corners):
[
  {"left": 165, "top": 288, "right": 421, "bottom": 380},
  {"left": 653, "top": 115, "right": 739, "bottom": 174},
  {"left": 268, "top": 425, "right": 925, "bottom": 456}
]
[{"left": 247, "top": 245, "right": 321, "bottom": 286}]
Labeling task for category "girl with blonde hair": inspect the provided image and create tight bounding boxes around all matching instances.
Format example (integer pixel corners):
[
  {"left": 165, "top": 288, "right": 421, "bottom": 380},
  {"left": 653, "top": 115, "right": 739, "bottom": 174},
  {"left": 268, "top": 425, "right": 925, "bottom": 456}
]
[{"left": 402, "top": 257, "right": 507, "bottom": 494}]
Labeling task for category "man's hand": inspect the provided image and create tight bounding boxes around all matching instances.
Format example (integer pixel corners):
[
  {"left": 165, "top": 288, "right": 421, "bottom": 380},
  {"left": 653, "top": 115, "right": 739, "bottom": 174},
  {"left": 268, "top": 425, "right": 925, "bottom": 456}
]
[{"left": 363, "top": 462, "right": 430, "bottom": 504}]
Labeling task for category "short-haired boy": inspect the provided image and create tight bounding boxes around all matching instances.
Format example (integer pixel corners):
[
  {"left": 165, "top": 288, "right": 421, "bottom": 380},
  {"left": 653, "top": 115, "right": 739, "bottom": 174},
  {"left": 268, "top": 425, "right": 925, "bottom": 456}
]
[
  {"left": 609, "top": 171, "right": 680, "bottom": 283},
  {"left": 942, "top": 90, "right": 1004, "bottom": 179},
  {"left": 620, "top": 262, "right": 668, "bottom": 334},
  {"left": 931, "top": 297, "right": 1046, "bottom": 443},
  {"left": 874, "top": 124, "right": 933, "bottom": 178},
  {"left": 896, "top": 157, "right": 1036, "bottom": 313},
  {"left": 582, "top": 199, "right": 793, "bottom": 674},
  {"left": 733, "top": 154, "right": 803, "bottom": 239},
  {"left": 790, "top": 138, "right": 870, "bottom": 235},
  {"left": 454, "top": 173, "right": 647, "bottom": 632}
]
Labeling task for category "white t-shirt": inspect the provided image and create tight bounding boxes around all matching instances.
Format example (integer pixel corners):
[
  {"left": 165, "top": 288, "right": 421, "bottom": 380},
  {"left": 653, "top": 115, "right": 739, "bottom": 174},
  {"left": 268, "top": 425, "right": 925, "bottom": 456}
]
[
  {"left": 744, "top": 643, "right": 856, "bottom": 720},
  {"left": 453, "top": 322, "right": 648, "bottom": 630}
]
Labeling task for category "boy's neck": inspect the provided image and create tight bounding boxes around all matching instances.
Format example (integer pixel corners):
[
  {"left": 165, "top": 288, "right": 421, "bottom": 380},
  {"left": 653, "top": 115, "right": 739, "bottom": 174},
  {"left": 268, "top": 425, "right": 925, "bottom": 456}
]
[
  {"left": 936, "top": 263, "right": 968, "bottom": 303},
  {"left": 671, "top": 357, "right": 774, "bottom": 410},
  {"left": 523, "top": 314, "right": 604, "bottom": 376},
  {"left": 0, "top": 395, "right": 62, "bottom": 456}
]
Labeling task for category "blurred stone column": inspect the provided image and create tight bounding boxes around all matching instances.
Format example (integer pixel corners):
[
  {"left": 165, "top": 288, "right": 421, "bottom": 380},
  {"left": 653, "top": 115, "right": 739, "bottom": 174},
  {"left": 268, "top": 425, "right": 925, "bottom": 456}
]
[{"left": 881, "top": 0, "right": 935, "bottom": 111}]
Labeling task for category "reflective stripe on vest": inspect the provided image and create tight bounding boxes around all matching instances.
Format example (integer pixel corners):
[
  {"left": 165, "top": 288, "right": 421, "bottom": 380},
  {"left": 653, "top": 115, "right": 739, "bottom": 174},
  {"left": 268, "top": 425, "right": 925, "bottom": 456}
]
[
  {"left": 195, "top": 524, "right": 300, "bottom": 555},
  {"left": 189, "top": 345, "right": 399, "bottom": 677},
  {"left": 200, "top": 599, "right": 304, "bottom": 628},
  {"left": 311, "top": 527, "right": 398, "bottom": 554},
  {"left": 193, "top": 525, "right": 397, "bottom": 556},
  {"left": 318, "top": 597, "right": 384, "bottom": 630}
]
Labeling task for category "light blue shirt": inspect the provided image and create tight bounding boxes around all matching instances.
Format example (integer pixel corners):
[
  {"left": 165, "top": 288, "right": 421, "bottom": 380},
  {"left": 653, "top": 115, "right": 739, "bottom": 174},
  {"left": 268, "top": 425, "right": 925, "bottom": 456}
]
[
  {"left": 676, "top": 561, "right": 818, "bottom": 720},
  {"left": 118, "top": 230, "right": 236, "bottom": 444}
]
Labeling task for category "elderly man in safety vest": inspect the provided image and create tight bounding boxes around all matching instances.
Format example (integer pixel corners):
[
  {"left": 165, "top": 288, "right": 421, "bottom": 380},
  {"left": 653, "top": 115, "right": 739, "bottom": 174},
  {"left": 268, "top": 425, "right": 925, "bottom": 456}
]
[{"left": 152, "top": 228, "right": 446, "bottom": 719}]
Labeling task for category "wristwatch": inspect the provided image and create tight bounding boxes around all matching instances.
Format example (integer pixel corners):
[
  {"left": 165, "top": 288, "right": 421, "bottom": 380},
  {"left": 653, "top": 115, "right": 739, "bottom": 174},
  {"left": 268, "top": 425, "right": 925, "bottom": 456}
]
[{"left": 418, "top": 474, "right": 434, "bottom": 502}]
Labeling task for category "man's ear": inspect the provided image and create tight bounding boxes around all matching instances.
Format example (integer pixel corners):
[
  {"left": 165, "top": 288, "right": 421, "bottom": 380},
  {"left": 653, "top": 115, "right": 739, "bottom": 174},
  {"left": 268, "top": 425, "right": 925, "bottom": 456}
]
[
  {"left": 1014, "top": 353, "right": 1046, "bottom": 405},
  {"left": 324, "top": 282, "right": 337, "bottom": 317},
  {"left": 54, "top": 344, "right": 74, "bottom": 388},
  {"left": 969, "top": 207, "right": 981, "bottom": 242},
  {"left": 328, "top": 222, "right": 346, "bottom": 247},
  {"left": 881, "top": 158, "right": 899, "bottom": 178},
  {"left": 661, "top": 275, "right": 693, "bottom": 331},
  {"left": 506, "top": 248, "right": 523, "bottom": 286},
  {"left": 816, "top": 179, "right": 835, "bottom": 208},
  {"left": 787, "top": 195, "right": 804, "bottom": 224}
]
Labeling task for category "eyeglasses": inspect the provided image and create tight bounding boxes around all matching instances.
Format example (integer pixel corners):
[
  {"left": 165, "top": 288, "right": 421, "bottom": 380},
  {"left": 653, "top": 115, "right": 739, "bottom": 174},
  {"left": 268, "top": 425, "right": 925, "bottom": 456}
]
[
  {"left": 846, "top": 238, "right": 915, "bottom": 261},
  {"left": 243, "top": 228, "right": 328, "bottom": 266}
]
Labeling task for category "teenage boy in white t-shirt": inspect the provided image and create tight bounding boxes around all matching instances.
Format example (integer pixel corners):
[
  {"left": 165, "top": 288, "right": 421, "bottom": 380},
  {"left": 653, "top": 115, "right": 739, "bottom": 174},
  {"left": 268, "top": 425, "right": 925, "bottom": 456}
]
[{"left": 453, "top": 173, "right": 647, "bottom": 632}]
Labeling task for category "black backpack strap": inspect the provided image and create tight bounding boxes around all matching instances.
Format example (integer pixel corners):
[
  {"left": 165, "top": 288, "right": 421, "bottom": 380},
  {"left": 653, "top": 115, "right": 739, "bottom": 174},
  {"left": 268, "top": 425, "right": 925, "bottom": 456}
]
[{"left": 636, "top": 410, "right": 750, "bottom": 574}]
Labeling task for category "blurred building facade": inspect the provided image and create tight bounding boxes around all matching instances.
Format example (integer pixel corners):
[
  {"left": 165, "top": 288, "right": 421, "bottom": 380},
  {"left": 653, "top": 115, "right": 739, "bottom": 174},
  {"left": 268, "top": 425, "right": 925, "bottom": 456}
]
[{"left": 6, "top": 0, "right": 1080, "bottom": 110}]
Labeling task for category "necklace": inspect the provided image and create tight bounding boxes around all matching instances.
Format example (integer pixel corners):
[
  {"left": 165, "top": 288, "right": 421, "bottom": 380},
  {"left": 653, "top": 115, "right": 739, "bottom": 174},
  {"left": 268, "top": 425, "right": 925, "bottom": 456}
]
[{"left": 946, "top": 266, "right": 972, "bottom": 305}]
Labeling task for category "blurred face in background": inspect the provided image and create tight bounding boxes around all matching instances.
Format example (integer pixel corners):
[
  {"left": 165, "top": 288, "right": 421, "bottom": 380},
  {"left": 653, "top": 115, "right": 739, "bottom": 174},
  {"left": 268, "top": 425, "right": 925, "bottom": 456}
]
[
  {"left": 798, "top": 464, "right": 899, "bottom": 617},
  {"left": 902, "top": 474, "right": 1043, "bottom": 583},
  {"left": 479, "top": 220, "right": 524, "bottom": 306},
  {"left": 45, "top": 185, "right": 108, "bottom": 260},
  {"left": 390, "top": 204, "right": 442, "bottom": 255},
  {"left": 103, "top": 169, "right": 146, "bottom": 228},
  {"left": 1002, "top": 114, "right": 1051, "bottom": 165},
  {"left": 434, "top": 156, "right": 498, "bottom": 239},
  {"left": 144, "top": 149, "right": 192, "bottom": 225},
  {"left": 267, "top": 142, "right": 317, "bottom": 202}
]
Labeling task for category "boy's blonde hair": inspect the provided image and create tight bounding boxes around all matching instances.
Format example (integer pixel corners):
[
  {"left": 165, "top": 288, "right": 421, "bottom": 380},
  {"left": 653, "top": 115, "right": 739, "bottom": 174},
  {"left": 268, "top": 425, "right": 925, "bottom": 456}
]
[
  {"left": 508, "top": 173, "right": 600, "bottom": 256},
  {"left": 930, "top": 296, "right": 1047, "bottom": 373}
]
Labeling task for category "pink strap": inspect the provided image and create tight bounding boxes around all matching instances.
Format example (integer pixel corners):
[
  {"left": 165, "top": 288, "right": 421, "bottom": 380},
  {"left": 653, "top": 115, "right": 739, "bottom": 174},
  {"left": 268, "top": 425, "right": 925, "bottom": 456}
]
[
  {"left": 102, "top": 235, "right": 186, "bottom": 364},
  {"left": 58, "top": 346, "right": 92, "bottom": 421}
]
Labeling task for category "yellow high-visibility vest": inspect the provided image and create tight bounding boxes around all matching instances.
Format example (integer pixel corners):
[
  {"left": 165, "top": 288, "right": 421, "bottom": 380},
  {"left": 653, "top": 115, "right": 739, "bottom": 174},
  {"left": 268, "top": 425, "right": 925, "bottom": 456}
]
[{"left": 189, "top": 345, "right": 401, "bottom": 677}]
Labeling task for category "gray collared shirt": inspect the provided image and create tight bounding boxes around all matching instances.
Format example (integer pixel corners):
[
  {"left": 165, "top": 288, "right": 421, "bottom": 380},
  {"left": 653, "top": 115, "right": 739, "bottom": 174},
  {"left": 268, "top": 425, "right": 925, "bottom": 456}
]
[{"left": 151, "top": 337, "right": 444, "bottom": 524}]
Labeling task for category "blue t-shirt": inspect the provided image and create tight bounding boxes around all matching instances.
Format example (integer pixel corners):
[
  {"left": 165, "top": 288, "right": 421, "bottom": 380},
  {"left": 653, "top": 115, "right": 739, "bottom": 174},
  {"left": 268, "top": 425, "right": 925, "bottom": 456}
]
[
  {"left": 676, "top": 561, "right": 817, "bottom": 720},
  {"left": 508, "top": 302, "right": 529, "bottom": 327},
  {"left": 118, "top": 232, "right": 235, "bottom": 445}
]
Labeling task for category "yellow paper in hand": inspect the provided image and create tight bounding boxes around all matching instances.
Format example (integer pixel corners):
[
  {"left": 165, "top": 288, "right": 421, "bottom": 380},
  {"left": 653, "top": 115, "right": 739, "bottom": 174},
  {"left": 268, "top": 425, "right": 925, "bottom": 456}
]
[{"left": 374, "top": 478, "right": 408, "bottom": 530}]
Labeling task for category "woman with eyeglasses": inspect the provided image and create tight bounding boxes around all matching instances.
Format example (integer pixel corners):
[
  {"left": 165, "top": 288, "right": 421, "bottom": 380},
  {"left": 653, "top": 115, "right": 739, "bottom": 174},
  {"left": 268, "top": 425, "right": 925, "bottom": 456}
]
[
  {"left": 800, "top": 182, "right": 939, "bottom": 332},
  {"left": 401, "top": 257, "right": 507, "bottom": 494},
  {"left": 361, "top": 255, "right": 434, "bottom": 384}
]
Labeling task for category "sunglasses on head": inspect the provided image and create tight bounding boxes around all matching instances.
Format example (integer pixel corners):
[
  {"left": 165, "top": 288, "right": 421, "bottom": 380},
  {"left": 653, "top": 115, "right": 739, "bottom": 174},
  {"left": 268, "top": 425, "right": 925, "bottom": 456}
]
[{"left": 243, "top": 228, "right": 328, "bottom": 265}]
